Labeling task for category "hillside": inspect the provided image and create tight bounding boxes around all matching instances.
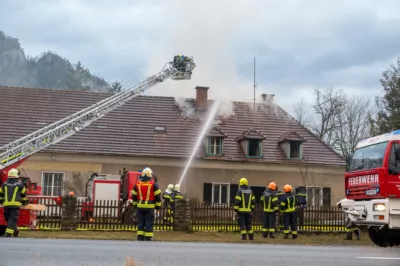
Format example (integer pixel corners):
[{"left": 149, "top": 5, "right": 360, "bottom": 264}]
[{"left": 0, "top": 30, "right": 109, "bottom": 92}]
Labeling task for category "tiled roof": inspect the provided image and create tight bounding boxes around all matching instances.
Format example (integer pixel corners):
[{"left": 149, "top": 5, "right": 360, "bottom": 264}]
[{"left": 0, "top": 86, "right": 345, "bottom": 166}]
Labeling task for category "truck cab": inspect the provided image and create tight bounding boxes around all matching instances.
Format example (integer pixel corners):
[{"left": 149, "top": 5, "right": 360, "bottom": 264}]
[{"left": 340, "top": 129, "right": 400, "bottom": 247}]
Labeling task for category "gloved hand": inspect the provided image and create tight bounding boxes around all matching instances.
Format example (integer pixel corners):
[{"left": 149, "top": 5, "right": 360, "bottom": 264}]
[
  {"left": 234, "top": 212, "right": 239, "bottom": 220},
  {"left": 249, "top": 212, "right": 253, "bottom": 217},
  {"left": 155, "top": 206, "right": 161, "bottom": 211},
  {"left": 22, "top": 200, "right": 29, "bottom": 206}
]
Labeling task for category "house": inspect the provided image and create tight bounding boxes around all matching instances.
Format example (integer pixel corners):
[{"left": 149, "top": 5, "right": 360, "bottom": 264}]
[{"left": 0, "top": 86, "right": 346, "bottom": 206}]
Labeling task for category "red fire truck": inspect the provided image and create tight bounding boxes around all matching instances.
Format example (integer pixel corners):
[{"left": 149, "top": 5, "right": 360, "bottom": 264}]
[{"left": 338, "top": 129, "right": 400, "bottom": 247}]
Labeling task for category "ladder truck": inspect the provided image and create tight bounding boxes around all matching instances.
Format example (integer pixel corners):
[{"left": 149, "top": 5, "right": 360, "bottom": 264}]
[
  {"left": 0, "top": 55, "right": 196, "bottom": 233},
  {"left": 337, "top": 129, "right": 400, "bottom": 247}
]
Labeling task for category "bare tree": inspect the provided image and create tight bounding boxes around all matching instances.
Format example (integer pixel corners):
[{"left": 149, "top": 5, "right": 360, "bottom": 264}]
[
  {"left": 298, "top": 158, "right": 325, "bottom": 186},
  {"left": 293, "top": 98, "right": 310, "bottom": 126},
  {"left": 332, "top": 95, "right": 372, "bottom": 160},
  {"left": 308, "top": 88, "right": 346, "bottom": 147}
]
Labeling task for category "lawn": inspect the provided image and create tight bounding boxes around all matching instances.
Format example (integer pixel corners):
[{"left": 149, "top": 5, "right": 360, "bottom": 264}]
[{"left": 19, "top": 230, "right": 373, "bottom": 246}]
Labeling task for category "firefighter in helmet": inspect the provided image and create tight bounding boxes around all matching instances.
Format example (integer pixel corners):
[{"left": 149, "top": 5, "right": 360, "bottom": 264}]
[
  {"left": 280, "top": 184, "right": 298, "bottom": 239},
  {"left": 131, "top": 167, "right": 162, "bottom": 241},
  {"left": 234, "top": 177, "right": 255, "bottom": 240},
  {"left": 162, "top": 184, "right": 174, "bottom": 224},
  {"left": 172, "top": 184, "right": 183, "bottom": 200},
  {"left": 260, "top": 181, "right": 279, "bottom": 238},
  {"left": 0, "top": 168, "right": 28, "bottom": 237}
]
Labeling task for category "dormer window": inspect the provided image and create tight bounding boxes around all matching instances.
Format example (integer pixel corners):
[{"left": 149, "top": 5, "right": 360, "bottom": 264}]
[
  {"left": 236, "top": 128, "right": 266, "bottom": 158},
  {"left": 278, "top": 131, "right": 306, "bottom": 159},
  {"left": 204, "top": 126, "right": 227, "bottom": 157},
  {"left": 208, "top": 137, "right": 223, "bottom": 156}
]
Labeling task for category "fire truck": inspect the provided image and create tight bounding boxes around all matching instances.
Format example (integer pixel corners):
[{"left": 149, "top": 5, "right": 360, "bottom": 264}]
[
  {"left": 81, "top": 168, "right": 159, "bottom": 224},
  {"left": 338, "top": 129, "right": 400, "bottom": 247},
  {"left": 0, "top": 55, "right": 196, "bottom": 233}
]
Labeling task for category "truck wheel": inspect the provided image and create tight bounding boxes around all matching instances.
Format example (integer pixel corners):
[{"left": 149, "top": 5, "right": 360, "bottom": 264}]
[{"left": 368, "top": 227, "right": 387, "bottom": 247}]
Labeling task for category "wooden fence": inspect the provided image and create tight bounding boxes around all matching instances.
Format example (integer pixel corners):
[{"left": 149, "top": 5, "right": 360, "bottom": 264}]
[{"left": 30, "top": 198, "right": 347, "bottom": 232}]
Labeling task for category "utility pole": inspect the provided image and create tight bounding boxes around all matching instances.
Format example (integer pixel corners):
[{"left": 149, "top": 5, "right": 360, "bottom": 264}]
[{"left": 253, "top": 57, "right": 256, "bottom": 109}]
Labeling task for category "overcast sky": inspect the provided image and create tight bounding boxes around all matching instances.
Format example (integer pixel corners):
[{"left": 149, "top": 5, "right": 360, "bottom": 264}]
[{"left": 1, "top": 0, "right": 399, "bottom": 113}]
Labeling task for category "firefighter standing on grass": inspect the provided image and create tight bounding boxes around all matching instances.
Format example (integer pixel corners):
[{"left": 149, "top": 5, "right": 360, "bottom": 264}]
[
  {"left": 162, "top": 184, "right": 174, "bottom": 224},
  {"left": 234, "top": 177, "right": 255, "bottom": 240},
  {"left": 131, "top": 167, "right": 162, "bottom": 241},
  {"left": 260, "top": 182, "right": 279, "bottom": 238},
  {"left": 337, "top": 201, "right": 361, "bottom": 241},
  {"left": 280, "top": 184, "right": 298, "bottom": 239},
  {"left": 0, "top": 168, "right": 28, "bottom": 237}
]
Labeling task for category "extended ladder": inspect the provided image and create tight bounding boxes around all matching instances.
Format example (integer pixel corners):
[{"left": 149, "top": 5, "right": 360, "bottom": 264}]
[{"left": 0, "top": 56, "right": 196, "bottom": 170}]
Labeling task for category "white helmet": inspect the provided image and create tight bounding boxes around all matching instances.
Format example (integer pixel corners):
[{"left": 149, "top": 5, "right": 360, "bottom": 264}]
[
  {"left": 167, "top": 184, "right": 174, "bottom": 190},
  {"left": 141, "top": 167, "right": 153, "bottom": 177},
  {"left": 8, "top": 168, "right": 19, "bottom": 178},
  {"left": 174, "top": 184, "right": 180, "bottom": 192}
]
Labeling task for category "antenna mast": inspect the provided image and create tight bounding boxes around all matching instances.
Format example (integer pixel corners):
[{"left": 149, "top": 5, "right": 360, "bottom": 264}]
[{"left": 253, "top": 57, "right": 256, "bottom": 109}]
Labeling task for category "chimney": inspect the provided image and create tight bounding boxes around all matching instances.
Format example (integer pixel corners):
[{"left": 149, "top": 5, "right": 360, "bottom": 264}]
[
  {"left": 261, "top": 94, "right": 275, "bottom": 102},
  {"left": 195, "top": 86, "right": 209, "bottom": 110},
  {"left": 261, "top": 94, "right": 267, "bottom": 101}
]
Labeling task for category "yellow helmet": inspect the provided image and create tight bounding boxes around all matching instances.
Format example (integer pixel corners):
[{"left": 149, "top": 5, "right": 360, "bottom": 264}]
[
  {"left": 239, "top": 177, "right": 248, "bottom": 186},
  {"left": 141, "top": 167, "right": 153, "bottom": 177},
  {"left": 8, "top": 168, "right": 19, "bottom": 178}
]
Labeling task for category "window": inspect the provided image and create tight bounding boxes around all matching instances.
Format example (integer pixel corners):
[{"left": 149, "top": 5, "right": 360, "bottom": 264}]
[
  {"left": 207, "top": 137, "right": 223, "bottom": 156},
  {"left": 306, "top": 186, "right": 331, "bottom": 208},
  {"left": 203, "top": 183, "right": 230, "bottom": 204},
  {"left": 350, "top": 141, "right": 388, "bottom": 171},
  {"left": 247, "top": 139, "right": 261, "bottom": 157},
  {"left": 289, "top": 141, "right": 301, "bottom": 159},
  {"left": 42, "top": 173, "right": 64, "bottom": 196}
]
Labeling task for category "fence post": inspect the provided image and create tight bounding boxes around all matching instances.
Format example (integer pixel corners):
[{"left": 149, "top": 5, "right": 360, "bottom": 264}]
[
  {"left": 173, "top": 199, "right": 191, "bottom": 231},
  {"left": 61, "top": 196, "right": 78, "bottom": 230}
]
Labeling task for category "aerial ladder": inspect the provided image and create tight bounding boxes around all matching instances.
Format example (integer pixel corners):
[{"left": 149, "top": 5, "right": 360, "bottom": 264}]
[{"left": 0, "top": 55, "right": 196, "bottom": 185}]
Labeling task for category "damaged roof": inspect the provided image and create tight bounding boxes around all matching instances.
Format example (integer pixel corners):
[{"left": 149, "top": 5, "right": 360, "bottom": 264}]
[{"left": 0, "top": 86, "right": 345, "bottom": 166}]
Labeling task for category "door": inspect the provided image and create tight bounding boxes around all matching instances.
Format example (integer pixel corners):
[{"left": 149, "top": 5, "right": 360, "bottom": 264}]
[{"left": 387, "top": 141, "right": 400, "bottom": 197}]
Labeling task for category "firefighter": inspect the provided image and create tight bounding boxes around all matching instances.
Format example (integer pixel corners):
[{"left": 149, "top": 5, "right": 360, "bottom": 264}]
[
  {"left": 162, "top": 184, "right": 174, "bottom": 224},
  {"left": 172, "top": 184, "right": 183, "bottom": 200},
  {"left": 344, "top": 217, "right": 361, "bottom": 240},
  {"left": 280, "top": 184, "right": 298, "bottom": 239},
  {"left": 234, "top": 177, "right": 255, "bottom": 240},
  {"left": 275, "top": 186, "right": 284, "bottom": 232},
  {"left": 0, "top": 168, "right": 28, "bottom": 237},
  {"left": 260, "top": 182, "right": 279, "bottom": 238},
  {"left": 131, "top": 167, "right": 162, "bottom": 241}
]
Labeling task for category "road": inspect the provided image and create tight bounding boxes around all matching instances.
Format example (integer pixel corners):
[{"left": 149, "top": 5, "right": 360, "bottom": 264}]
[{"left": 1, "top": 238, "right": 399, "bottom": 266}]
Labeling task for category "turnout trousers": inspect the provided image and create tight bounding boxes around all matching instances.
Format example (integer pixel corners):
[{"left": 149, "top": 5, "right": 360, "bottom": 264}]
[
  {"left": 237, "top": 213, "right": 253, "bottom": 240},
  {"left": 262, "top": 212, "right": 276, "bottom": 238},
  {"left": 4, "top": 207, "right": 20, "bottom": 237},
  {"left": 136, "top": 208, "right": 155, "bottom": 241},
  {"left": 283, "top": 211, "right": 298, "bottom": 239}
]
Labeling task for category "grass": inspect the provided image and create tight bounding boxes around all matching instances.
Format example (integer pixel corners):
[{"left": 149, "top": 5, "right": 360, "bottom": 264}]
[{"left": 19, "top": 230, "right": 373, "bottom": 246}]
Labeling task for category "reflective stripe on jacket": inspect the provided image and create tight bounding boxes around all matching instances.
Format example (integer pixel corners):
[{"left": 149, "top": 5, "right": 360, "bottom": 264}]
[
  {"left": 0, "top": 179, "right": 27, "bottom": 207},
  {"left": 131, "top": 180, "right": 162, "bottom": 209},
  {"left": 260, "top": 189, "right": 278, "bottom": 212},
  {"left": 280, "top": 193, "right": 296, "bottom": 212},
  {"left": 234, "top": 186, "right": 255, "bottom": 213}
]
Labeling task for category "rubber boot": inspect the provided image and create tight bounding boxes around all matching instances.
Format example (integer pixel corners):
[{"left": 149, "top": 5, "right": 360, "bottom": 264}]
[
  {"left": 241, "top": 234, "right": 247, "bottom": 240},
  {"left": 284, "top": 233, "right": 289, "bottom": 239},
  {"left": 137, "top": 235, "right": 145, "bottom": 241},
  {"left": 248, "top": 233, "right": 254, "bottom": 240},
  {"left": 344, "top": 232, "right": 352, "bottom": 240},
  {"left": 13, "top": 230, "right": 19, "bottom": 238},
  {"left": 144, "top": 236, "right": 152, "bottom": 241},
  {"left": 262, "top": 232, "right": 268, "bottom": 238},
  {"left": 292, "top": 234, "right": 298, "bottom": 240},
  {"left": 4, "top": 233, "right": 12, "bottom": 238},
  {"left": 269, "top": 232, "right": 276, "bottom": 238}
]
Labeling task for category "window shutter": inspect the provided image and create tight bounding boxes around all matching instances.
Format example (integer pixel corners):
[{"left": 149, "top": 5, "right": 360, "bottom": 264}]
[
  {"left": 322, "top": 187, "right": 331, "bottom": 208},
  {"left": 203, "top": 183, "right": 212, "bottom": 204}
]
